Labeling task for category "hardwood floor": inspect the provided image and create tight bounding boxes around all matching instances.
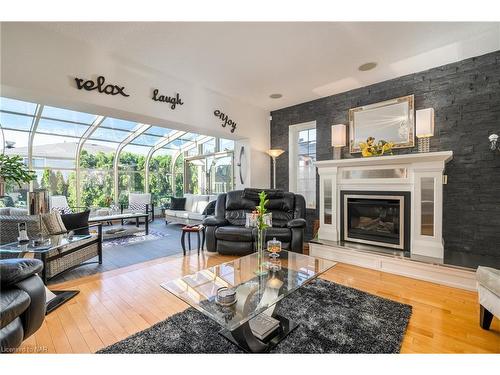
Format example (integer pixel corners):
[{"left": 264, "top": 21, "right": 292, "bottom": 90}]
[{"left": 17, "top": 251, "right": 500, "bottom": 354}]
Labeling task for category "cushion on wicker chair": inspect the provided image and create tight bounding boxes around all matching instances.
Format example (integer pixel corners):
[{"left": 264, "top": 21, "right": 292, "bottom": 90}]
[{"left": 41, "top": 212, "right": 67, "bottom": 235}]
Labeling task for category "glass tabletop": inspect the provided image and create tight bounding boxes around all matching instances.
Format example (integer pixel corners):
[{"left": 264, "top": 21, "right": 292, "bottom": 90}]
[
  {"left": 0, "top": 234, "right": 92, "bottom": 254},
  {"left": 161, "top": 250, "right": 336, "bottom": 331}
]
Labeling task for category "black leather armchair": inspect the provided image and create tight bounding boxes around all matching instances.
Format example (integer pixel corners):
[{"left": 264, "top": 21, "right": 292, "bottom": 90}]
[
  {"left": 203, "top": 189, "right": 307, "bottom": 255},
  {"left": 1, "top": 259, "right": 46, "bottom": 353}
]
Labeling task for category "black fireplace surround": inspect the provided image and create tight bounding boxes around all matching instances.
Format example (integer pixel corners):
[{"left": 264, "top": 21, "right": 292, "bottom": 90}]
[{"left": 340, "top": 191, "right": 411, "bottom": 252}]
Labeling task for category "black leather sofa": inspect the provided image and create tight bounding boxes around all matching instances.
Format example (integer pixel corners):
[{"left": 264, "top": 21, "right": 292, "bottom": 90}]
[
  {"left": 203, "top": 189, "right": 307, "bottom": 255},
  {"left": 0, "top": 259, "right": 46, "bottom": 353}
]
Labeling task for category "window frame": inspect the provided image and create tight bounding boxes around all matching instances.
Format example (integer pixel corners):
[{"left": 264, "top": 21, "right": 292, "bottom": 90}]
[{"left": 288, "top": 121, "right": 317, "bottom": 209}]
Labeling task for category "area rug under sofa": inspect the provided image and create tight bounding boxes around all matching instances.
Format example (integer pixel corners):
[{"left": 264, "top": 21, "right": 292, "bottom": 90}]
[{"left": 98, "top": 279, "right": 412, "bottom": 354}]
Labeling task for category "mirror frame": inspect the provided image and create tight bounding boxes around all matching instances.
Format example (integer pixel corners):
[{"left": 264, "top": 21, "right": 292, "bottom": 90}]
[{"left": 348, "top": 94, "right": 415, "bottom": 153}]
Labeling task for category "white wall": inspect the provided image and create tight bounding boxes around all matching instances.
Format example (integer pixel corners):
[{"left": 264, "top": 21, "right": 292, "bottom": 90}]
[{"left": 0, "top": 23, "right": 270, "bottom": 188}]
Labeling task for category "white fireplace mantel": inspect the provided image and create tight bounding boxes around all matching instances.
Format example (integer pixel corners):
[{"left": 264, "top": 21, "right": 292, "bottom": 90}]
[
  {"left": 315, "top": 151, "right": 453, "bottom": 169},
  {"left": 315, "top": 151, "right": 453, "bottom": 259}
]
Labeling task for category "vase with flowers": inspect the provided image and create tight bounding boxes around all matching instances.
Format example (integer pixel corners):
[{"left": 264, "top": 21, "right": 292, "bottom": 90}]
[
  {"left": 359, "top": 137, "right": 394, "bottom": 157},
  {"left": 254, "top": 191, "right": 270, "bottom": 275}
]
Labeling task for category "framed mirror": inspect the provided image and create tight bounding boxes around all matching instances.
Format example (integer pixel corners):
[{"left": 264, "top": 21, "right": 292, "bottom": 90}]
[{"left": 349, "top": 95, "right": 415, "bottom": 153}]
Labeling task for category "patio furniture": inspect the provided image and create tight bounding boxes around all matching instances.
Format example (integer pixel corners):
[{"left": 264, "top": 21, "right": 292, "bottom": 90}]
[
  {"left": 203, "top": 189, "right": 306, "bottom": 255},
  {"left": 49, "top": 195, "right": 87, "bottom": 215},
  {"left": 0, "top": 214, "right": 103, "bottom": 283},
  {"left": 476, "top": 266, "right": 500, "bottom": 330},
  {"left": 0, "top": 258, "right": 46, "bottom": 353},
  {"left": 181, "top": 225, "right": 205, "bottom": 255},
  {"left": 164, "top": 193, "right": 217, "bottom": 225},
  {"left": 89, "top": 212, "right": 149, "bottom": 238},
  {"left": 121, "top": 193, "right": 154, "bottom": 223}
]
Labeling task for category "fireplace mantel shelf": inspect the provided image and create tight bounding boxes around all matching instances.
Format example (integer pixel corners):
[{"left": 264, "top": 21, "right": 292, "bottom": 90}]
[{"left": 315, "top": 151, "right": 453, "bottom": 168}]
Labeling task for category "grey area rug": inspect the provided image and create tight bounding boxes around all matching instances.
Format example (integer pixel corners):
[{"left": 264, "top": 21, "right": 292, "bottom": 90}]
[{"left": 98, "top": 279, "right": 412, "bottom": 354}]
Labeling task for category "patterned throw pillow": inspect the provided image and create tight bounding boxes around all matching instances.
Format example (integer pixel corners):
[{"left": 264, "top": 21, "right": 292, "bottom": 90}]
[
  {"left": 51, "top": 206, "right": 73, "bottom": 215},
  {"left": 129, "top": 202, "right": 146, "bottom": 212},
  {"left": 41, "top": 212, "right": 67, "bottom": 235}
]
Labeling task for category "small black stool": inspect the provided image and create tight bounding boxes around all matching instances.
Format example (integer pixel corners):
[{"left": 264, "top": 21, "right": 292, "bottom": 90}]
[{"left": 181, "top": 225, "right": 205, "bottom": 255}]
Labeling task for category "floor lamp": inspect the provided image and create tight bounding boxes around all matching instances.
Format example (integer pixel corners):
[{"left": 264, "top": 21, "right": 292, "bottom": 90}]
[{"left": 267, "top": 149, "right": 285, "bottom": 189}]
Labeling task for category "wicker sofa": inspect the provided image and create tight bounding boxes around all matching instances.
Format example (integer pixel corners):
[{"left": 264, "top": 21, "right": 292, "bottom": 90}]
[{"left": 0, "top": 213, "right": 102, "bottom": 282}]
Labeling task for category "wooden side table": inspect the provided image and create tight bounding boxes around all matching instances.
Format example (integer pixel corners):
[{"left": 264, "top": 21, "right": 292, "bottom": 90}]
[{"left": 181, "top": 225, "right": 205, "bottom": 255}]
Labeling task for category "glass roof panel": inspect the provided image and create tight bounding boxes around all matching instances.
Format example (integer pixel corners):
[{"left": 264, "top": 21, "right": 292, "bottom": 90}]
[
  {"left": 179, "top": 133, "right": 199, "bottom": 141},
  {"left": 37, "top": 118, "right": 89, "bottom": 138},
  {"left": 41, "top": 106, "right": 97, "bottom": 124},
  {"left": 130, "top": 133, "right": 162, "bottom": 147},
  {"left": 0, "top": 97, "right": 37, "bottom": 115},
  {"left": 166, "top": 138, "right": 192, "bottom": 149},
  {"left": 100, "top": 117, "right": 138, "bottom": 131},
  {"left": 145, "top": 126, "right": 175, "bottom": 137},
  {"left": 90, "top": 127, "right": 130, "bottom": 143},
  {"left": 0, "top": 112, "right": 34, "bottom": 131}
]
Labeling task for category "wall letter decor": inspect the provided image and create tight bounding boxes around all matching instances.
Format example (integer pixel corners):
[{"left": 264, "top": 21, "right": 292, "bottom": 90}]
[
  {"left": 152, "top": 89, "right": 184, "bottom": 110},
  {"left": 74, "top": 75, "right": 130, "bottom": 97},
  {"left": 214, "top": 110, "right": 237, "bottom": 133}
]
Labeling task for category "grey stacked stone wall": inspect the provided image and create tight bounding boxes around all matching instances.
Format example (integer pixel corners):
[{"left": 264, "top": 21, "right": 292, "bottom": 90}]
[{"left": 270, "top": 50, "right": 500, "bottom": 268}]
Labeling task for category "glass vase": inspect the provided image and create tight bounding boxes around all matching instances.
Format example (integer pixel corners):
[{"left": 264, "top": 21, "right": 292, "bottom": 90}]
[{"left": 255, "top": 227, "right": 268, "bottom": 276}]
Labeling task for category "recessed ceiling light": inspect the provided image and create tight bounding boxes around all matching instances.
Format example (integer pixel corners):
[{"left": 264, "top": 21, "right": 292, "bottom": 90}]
[
  {"left": 358, "top": 62, "right": 377, "bottom": 72},
  {"left": 269, "top": 93, "right": 283, "bottom": 99}
]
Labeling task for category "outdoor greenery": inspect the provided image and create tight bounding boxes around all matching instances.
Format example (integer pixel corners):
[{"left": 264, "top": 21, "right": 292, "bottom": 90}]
[
  {"left": 3, "top": 150, "right": 232, "bottom": 210},
  {"left": 0, "top": 154, "right": 36, "bottom": 190},
  {"left": 26, "top": 150, "right": 188, "bottom": 209}
]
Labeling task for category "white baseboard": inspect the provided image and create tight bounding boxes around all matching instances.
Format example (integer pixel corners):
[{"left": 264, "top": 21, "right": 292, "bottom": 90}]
[{"left": 310, "top": 242, "right": 477, "bottom": 291}]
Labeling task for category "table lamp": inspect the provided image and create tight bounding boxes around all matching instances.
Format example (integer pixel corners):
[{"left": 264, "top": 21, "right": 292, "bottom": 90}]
[
  {"left": 331, "top": 124, "right": 346, "bottom": 159},
  {"left": 416, "top": 108, "right": 434, "bottom": 153}
]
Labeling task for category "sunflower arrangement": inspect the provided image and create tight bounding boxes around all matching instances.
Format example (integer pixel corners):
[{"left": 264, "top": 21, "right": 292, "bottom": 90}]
[{"left": 359, "top": 137, "right": 394, "bottom": 157}]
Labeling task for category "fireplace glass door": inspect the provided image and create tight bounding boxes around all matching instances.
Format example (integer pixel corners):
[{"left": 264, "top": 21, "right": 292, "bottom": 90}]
[{"left": 343, "top": 194, "right": 405, "bottom": 250}]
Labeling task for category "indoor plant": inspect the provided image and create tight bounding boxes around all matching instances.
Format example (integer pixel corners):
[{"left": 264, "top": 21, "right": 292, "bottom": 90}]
[
  {"left": 255, "top": 191, "right": 270, "bottom": 275},
  {"left": 0, "top": 154, "right": 36, "bottom": 197}
]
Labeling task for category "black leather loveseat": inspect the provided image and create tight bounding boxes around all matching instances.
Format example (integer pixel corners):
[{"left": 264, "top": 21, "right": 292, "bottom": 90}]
[
  {"left": 0, "top": 259, "right": 46, "bottom": 353},
  {"left": 203, "top": 189, "right": 306, "bottom": 255}
]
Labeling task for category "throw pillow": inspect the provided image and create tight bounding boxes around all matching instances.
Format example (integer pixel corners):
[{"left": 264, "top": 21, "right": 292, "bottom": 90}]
[
  {"left": 170, "top": 197, "right": 186, "bottom": 211},
  {"left": 129, "top": 202, "right": 146, "bottom": 212},
  {"left": 202, "top": 200, "right": 216, "bottom": 216},
  {"left": 41, "top": 212, "right": 67, "bottom": 235},
  {"left": 61, "top": 210, "right": 91, "bottom": 235}
]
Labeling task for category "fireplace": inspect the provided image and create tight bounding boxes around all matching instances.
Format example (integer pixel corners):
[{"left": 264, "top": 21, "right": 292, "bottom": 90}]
[{"left": 340, "top": 191, "right": 411, "bottom": 251}]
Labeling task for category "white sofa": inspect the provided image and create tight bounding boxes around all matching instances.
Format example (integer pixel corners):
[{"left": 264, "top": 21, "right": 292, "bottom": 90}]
[{"left": 164, "top": 194, "right": 217, "bottom": 225}]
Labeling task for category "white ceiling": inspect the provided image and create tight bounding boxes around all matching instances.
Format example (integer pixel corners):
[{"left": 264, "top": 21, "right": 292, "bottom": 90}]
[{"left": 36, "top": 22, "right": 500, "bottom": 111}]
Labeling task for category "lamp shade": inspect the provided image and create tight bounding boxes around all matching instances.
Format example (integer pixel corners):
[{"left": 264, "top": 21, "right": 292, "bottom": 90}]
[
  {"left": 267, "top": 149, "right": 285, "bottom": 158},
  {"left": 416, "top": 108, "right": 434, "bottom": 138},
  {"left": 331, "top": 124, "right": 346, "bottom": 147}
]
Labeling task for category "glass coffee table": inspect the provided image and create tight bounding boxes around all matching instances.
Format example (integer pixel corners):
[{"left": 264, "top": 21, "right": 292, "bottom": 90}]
[{"left": 161, "top": 250, "right": 336, "bottom": 353}]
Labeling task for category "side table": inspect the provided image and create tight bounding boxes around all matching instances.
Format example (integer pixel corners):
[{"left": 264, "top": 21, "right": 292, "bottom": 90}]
[{"left": 181, "top": 225, "right": 205, "bottom": 255}]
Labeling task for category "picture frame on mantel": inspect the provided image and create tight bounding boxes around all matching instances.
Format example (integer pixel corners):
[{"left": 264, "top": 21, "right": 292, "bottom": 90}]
[{"left": 349, "top": 94, "right": 415, "bottom": 153}]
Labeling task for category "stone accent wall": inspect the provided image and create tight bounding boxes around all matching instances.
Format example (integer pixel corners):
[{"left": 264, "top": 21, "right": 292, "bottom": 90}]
[{"left": 270, "top": 50, "right": 500, "bottom": 268}]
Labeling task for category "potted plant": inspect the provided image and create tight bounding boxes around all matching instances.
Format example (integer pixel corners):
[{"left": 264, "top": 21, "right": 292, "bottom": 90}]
[
  {"left": 0, "top": 154, "right": 36, "bottom": 197},
  {"left": 255, "top": 191, "right": 270, "bottom": 275}
]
